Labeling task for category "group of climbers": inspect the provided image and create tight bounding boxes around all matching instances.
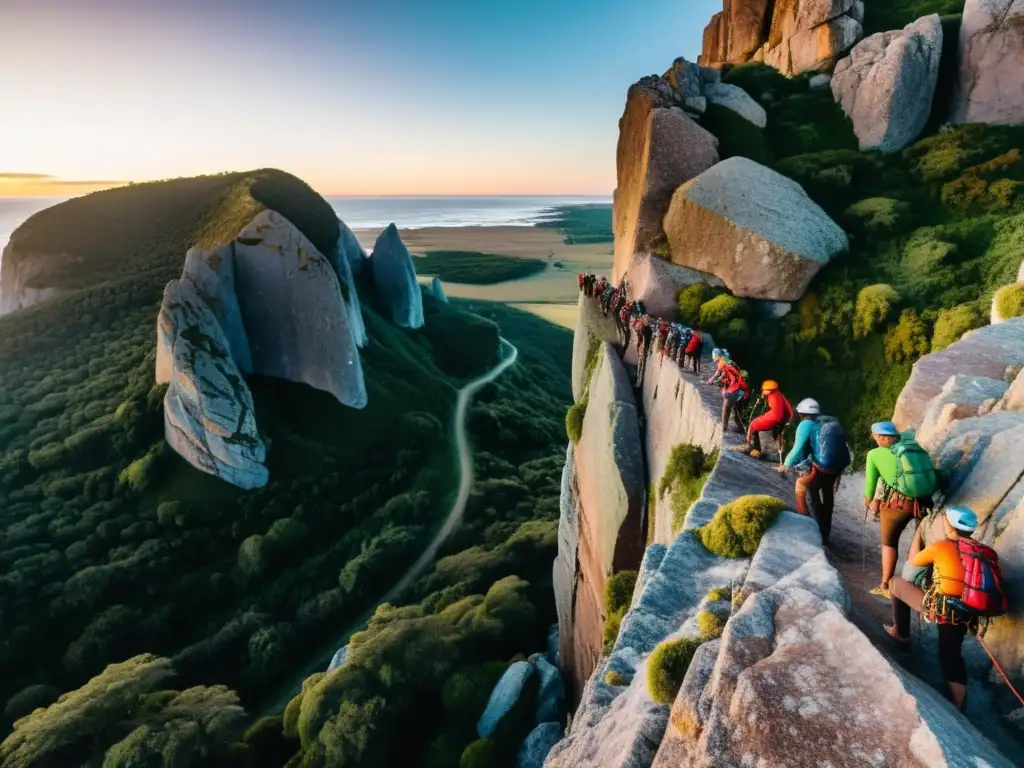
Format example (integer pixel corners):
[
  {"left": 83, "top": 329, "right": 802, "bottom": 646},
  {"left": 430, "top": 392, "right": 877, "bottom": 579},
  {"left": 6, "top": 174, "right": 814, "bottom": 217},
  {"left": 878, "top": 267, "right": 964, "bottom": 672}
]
[
  {"left": 576, "top": 273, "right": 1012, "bottom": 714},
  {"left": 575, "top": 274, "right": 704, "bottom": 390}
]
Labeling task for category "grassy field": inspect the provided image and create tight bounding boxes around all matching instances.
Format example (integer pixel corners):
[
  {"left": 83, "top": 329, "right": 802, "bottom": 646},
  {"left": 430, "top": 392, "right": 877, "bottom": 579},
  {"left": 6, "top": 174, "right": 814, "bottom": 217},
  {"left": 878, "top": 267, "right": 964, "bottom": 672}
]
[
  {"left": 536, "top": 204, "right": 613, "bottom": 244},
  {"left": 414, "top": 250, "right": 548, "bottom": 284}
]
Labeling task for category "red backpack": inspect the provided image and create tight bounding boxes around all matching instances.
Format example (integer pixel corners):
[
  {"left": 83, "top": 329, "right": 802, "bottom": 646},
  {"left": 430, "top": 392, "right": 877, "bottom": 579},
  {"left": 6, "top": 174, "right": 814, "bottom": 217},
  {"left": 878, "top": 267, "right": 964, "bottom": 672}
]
[{"left": 954, "top": 540, "right": 1008, "bottom": 617}]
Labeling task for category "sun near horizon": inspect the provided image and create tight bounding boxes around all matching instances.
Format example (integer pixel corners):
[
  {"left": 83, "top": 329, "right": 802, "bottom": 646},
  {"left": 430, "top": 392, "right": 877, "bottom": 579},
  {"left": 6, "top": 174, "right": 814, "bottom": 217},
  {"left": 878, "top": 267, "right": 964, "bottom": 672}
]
[{"left": 0, "top": 0, "right": 718, "bottom": 199}]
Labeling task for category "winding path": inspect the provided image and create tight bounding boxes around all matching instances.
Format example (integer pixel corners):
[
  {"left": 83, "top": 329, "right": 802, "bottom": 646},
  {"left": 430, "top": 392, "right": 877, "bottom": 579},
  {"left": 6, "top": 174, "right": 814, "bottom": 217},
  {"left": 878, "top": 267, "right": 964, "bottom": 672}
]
[{"left": 256, "top": 339, "right": 519, "bottom": 717}]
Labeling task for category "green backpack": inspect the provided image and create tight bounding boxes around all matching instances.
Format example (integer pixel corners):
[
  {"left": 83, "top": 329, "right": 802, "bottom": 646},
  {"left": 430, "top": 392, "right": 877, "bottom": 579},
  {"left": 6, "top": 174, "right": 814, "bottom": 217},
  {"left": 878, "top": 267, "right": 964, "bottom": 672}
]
[{"left": 891, "top": 437, "right": 938, "bottom": 499}]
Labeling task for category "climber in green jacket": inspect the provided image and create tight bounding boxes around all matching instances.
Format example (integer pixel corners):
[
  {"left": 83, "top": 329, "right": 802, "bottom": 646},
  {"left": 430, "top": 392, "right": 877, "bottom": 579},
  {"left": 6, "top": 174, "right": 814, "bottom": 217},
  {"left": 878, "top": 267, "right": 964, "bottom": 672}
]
[{"left": 863, "top": 421, "right": 938, "bottom": 601}]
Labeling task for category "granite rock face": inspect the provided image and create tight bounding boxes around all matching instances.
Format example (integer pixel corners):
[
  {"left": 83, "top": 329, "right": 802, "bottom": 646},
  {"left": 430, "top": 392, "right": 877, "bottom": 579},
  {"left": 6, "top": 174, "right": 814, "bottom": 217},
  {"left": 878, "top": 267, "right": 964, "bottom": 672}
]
[
  {"left": 662, "top": 157, "right": 849, "bottom": 301},
  {"left": 618, "top": 253, "right": 721, "bottom": 323},
  {"left": 701, "top": 0, "right": 864, "bottom": 74},
  {"left": 893, "top": 317, "right": 1024, "bottom": 430},
  {"left": 180, "top": 245, "right": 253, "bottom": 372},
  {"left": 370, "top": 224, "right": 425, "bottom": 329},
  {"left": 478, "top": 661, "right": 535, "bottom": 738},
  {"left": 234, "top": 210, "right": 367, "bottom": 409},
  {"left": 652, "top": 585, "right": 1013, "bottom": 768},
  {"left": 951, "top": 0, "right": 1024, "bottom": 125},
  {"left": 916, "top": 374, "right": 1009, "bottom": 450},
  {"left": 612, "top": 79, "right": 719, "bottom": 284},
  {"left": 326, "top": 238, "right": 368, "bottom": 349},
  {"left": 160, "top": 280, "right": 268, "bottom": 490},
  {"left": 571, "top": 293, "right": 621, "bottom": 401},
  {"left": 554, "top": 443, "right": 580, "bottom": 674},
  {"left": 338, "top": 218, "right": 367, "bottom": 276},
  {"left": 703, "top": 82, "right": 767, "bottom": 127},
  {"left": 831, "top": 15, "right": 943, "bottom": 152}
]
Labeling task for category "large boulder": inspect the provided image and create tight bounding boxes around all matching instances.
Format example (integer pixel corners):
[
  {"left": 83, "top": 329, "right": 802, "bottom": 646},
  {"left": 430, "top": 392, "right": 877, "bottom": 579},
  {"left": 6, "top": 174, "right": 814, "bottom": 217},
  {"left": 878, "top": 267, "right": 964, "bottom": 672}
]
[
  {"left": 370, "top": 224, "right": 425, "bottom": 329},
  {"left": 662, "top": 157, "right": 849, "bottom": 301},
  {"left": 951, "top": 0, "right": 1024, "bottom": 125},
  {"left": 831, "top": 15, "right": 943, "bottom": 153},
  {"left": 993, "top": 368, "right": 1024, "bottom": 413},
  {"left": 478, "top": 661, "right": 535, "bottom": 738},
  {"left": 180, "top": 245, "right": 253, "bottom": 372},
  {"left": 429, "top": 276, "right": 448, "bottom": 303},
  {"left": 618, "top": 253, "right": 721, "bottom": 322},
  {"left": 233, "top": 210, "right": 367, "bottom": 409},
  {"left": 943, "top": 422, "right": 1024, "bottom": 539},
  {"left": 661, "top": 58, "right": 721, "bottom": 117},
  {"left": 763, "top": 0, "right": 864, "bottom": 75},
  {"left": 893, "top": 317, "right": 1024, "bottom": 430},
  {"left": 703, "top": 83, "right": 767, "bottom": 128},
  {"left": 916, "top": 374, "right": 1009, "bottom": 449},
  {"left": 159, "top": 280, "right": 268, "bottom": 490},
  {"left": 652, "top": 585, "right": 1014, "bottom": 768},
  {"left": 980, "top": 507, "right": 1024, "bottom": 695},
  {"left": 338, "top": 218, "right": 367, "bottom": 276},
  {"left": 612, "top": 79, "right": 719, "bottom": 284},
  {"left": 530, "top": 653, "right": 566, "bottom": 725},
  {"left": 323, "top": 228, "right": 369, "bottom": 349}
]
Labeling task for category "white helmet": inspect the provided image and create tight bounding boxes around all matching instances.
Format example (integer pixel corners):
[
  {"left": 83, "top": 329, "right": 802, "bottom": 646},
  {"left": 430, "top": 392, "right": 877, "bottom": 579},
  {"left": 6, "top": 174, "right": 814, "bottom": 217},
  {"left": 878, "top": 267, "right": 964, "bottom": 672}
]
[{"left": 796, "top": 398, "right": 821, "bottom": 415}]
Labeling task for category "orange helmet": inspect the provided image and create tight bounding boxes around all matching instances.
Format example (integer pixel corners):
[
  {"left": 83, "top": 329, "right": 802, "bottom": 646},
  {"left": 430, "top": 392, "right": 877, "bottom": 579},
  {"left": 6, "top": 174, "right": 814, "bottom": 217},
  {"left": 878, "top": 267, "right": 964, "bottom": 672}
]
[{"left": 761, "top": 380, "right": 779, "bottom": 392}]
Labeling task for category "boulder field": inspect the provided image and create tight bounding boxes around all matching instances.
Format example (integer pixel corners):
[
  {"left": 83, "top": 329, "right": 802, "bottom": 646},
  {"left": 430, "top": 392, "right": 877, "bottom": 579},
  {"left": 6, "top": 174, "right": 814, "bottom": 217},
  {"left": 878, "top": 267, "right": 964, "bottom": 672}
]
[{"left": 156, "top": 210, "right": 425, "bottom": 488}]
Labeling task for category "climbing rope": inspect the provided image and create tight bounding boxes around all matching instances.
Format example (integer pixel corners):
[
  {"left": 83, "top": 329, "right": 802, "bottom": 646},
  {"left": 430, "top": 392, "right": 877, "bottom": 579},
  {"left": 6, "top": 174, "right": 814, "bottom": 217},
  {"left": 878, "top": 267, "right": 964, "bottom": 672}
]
[{"left": 977, "top": 634, "right": 1024, "bottom": 708}]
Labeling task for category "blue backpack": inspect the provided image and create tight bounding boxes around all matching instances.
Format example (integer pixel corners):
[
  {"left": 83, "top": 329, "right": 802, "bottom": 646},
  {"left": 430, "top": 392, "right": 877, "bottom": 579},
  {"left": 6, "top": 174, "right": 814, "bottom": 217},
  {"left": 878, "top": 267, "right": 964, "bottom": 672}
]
[{"left": 815, "top": 420, "right": 851, "bottom": 473}]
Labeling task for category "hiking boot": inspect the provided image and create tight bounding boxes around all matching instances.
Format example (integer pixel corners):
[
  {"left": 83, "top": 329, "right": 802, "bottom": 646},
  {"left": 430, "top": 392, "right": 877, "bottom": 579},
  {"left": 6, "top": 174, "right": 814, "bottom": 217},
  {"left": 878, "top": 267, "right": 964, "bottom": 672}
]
[
  {"left": 749, "top": 449, "right": 762, "bottom": 460},
  {"left": 729, "top": 443, "right": 752, "bottom": 455},
  {"left": 870, "top": 584, "right": 891, "bottom": 600}
]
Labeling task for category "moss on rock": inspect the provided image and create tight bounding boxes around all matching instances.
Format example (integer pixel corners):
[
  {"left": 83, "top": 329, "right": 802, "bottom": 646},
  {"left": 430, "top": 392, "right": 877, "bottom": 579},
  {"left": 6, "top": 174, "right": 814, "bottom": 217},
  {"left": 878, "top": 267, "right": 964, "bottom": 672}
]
[
  {"left": 697, "top": 609, "right": 727, "bottom": 640},
  {"left": 565, "top": 399, "right": 588, "bottom": 444},
  {"left": 706, "top": 586, "right": 731, "bottom": 603},
  {"left": 696, "top": 495, "right": 789, "bottom": 558},
  {"left": 995, "top": 283, "right": 1024, "bottom": 321},
  {"left": 606, "top": 570, "right": 638, "bottom": 615},
  {"left": 845, "top": 198, "right": 913, "bottom": 238},
  {"left": 647, "top": 636, "right": 703, "bottom": 705},
  {"left": 604, "top": 670, "right": 632, "bottom": 687}
]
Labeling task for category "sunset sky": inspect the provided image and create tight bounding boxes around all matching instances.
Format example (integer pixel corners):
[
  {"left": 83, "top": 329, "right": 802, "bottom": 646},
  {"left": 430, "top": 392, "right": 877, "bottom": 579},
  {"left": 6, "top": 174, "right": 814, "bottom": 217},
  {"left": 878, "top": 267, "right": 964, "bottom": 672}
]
[{"left": 0, "top": 0, "right": 718, "bottom": 197}]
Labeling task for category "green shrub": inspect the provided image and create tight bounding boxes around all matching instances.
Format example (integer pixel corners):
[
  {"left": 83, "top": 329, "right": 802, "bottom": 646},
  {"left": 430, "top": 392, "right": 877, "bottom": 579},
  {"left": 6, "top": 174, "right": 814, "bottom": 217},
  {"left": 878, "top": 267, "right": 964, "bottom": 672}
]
[
  {"left": 931, "top": 303, "right": 986, "bottom": 351},
  {"left": 697, "top": 609, "right": 727, "bottom": 640},
  {"left": 460, "top": 738, "right": 498, "bottom": 768},
  {"left": 941, "top": 149, "right": 1024, "bottom": 214},
  {"left": 862, "top": 0, "right": 965, "bottom": 36},
  {"left": 844, "top": 198, "right": 913, "bottom": 237},
  {"left": 700, "top": 104, "right": 774, "bottom": 166},
  {"left": 995, "top": 283, "right": 1024, "bottom": 321},
  {"left": 647, "top": 636, "right": 703, "bottom": 704},
  {"left": 885, "top": 309, "right": 931, "bottom": 363},
  {"left": 700, "top": 294, "right": 747, "bottom": 327},
  {"left": 696, "top": 495, "right": 789, "bottom": 558},
  {"left": 678, "top": 283, "right": 722, "bottom": 326},
  {"left": 723, "top": 63, "right": 790, "bottom": 100},
  {"left": 606, "top": 570, "right": 639, "bottom": 615},
  {"left": 565, "top": 399, "right": 588, "bottom": 444},
  {"left": 776, "top": 150, "right": 883, "bottom": 217},
  {"left": 706, "top": 587, "right": 731, "bottom": 603},
  {"left": 659, "top": 444, "right": 718, "bottom": 535},
  {"left": 604, "top": 670, "right": 631, "bottom": 687},
  {"left": 603, "top": 609, "right": 623, "bottom": 654},
  {"left": 853, "top": 284, "right": 901, "bottom": 339},
  {"left": 4, "top": 684, "right": 60, "bottom": 722}
]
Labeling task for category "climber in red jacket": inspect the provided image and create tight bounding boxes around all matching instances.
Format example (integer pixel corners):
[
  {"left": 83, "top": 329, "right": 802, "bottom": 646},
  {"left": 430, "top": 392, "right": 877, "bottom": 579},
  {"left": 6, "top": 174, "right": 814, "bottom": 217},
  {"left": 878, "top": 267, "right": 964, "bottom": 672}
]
[
  {"left": 720, "top": 362, "right": 749, "bottom": 433},
  {"left": 738, "top": 380, "right": 793, "bottom": 459}
]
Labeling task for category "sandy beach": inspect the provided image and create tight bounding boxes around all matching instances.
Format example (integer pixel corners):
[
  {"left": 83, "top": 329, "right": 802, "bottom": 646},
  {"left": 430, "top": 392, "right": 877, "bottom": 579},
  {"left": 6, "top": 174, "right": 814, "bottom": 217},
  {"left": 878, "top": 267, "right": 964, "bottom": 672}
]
[{"left": 354, "top": 225, "right": 613, "bottom": 329}]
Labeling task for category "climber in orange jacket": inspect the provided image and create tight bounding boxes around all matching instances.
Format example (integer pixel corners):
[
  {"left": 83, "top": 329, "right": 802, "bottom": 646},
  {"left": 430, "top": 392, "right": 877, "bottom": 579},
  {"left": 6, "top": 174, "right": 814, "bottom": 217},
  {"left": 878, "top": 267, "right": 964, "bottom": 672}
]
[{"left": 738, "top": 380, "right": 793, "bottom": 459}]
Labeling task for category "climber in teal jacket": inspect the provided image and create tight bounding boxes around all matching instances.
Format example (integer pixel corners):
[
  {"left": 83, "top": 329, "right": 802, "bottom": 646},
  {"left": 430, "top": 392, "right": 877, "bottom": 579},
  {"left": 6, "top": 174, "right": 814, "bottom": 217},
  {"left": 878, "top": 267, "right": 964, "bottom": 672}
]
[{"left": 783, "top": 417, "right": 820, "bottom": 469}]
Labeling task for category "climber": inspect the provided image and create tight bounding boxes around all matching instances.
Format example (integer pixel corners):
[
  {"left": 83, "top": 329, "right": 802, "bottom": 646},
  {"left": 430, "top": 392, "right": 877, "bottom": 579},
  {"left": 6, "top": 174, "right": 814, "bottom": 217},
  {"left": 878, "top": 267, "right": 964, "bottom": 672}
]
[
  {"left": 885, "top": 506, "right": 981, "bottom": 712},
  {"left": 683, "top": 330, "right": 704, "bottom": 375},
  {"left": 635, "top": 315, "right": 654, "bottom": 389},
  {"left": 777, "top": 399, "right": 850, "bottom": 546},
  {"left": 719, "top": 361, "right": 749, "bottom": 433},
  {"left": 601, "top": 281, "right": 615, "bottom": 316},
  {"left": 619, "top": 300, "right": 634, "bottom": 347},
  {"left": 577, "top": 272, "right": 586, "bottom": 292},
  {"left": 706, "top": 348, "right": 731, "bottom": 387},
  {"left": 864, "top": 421, "right": 939, "bottom": 600},
  {"left": 734, "top": 380, "right": 793, "bottom": 460},
  {"left": 663, "top": 323, "right": 680, "bottom": 361}
]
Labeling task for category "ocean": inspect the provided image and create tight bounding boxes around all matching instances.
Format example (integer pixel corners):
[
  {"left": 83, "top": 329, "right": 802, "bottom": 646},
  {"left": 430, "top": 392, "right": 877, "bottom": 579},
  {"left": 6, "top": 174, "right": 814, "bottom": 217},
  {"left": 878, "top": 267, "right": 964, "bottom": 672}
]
[{"left": 0, "top": 195, "right": 612, "bottom": 258}]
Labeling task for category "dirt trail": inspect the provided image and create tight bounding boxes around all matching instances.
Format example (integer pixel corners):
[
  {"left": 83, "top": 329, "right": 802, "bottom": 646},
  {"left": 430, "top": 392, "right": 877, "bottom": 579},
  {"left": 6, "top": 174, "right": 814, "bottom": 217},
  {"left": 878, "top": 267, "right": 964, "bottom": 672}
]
[
  {"left": 255, "top": 340, "right": 519, "bottom": 718},
  {"left": 829, "top": 474, "right": 1021, "bottom": 756}
]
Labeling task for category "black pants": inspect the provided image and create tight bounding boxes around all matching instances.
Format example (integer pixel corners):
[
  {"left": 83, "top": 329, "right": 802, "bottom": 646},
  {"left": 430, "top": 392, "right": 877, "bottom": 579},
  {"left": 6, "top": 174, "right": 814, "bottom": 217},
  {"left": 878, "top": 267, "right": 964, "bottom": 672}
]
[
  {"left": 891, "top": 579, "right": 969, "bottom": 687},
  {"left": 722, "top": 396, "right": 745, "bottom": 432},
  {"left": 749, "top": 424, "right": 784, "bottom": 454},
  {"left": 796, "top": 466, "right": 838, "bottom": 546}
]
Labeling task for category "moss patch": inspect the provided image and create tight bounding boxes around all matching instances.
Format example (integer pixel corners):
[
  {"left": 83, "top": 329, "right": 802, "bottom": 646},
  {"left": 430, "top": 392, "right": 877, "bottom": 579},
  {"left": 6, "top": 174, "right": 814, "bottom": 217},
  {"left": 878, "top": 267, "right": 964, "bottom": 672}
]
[
  {"left": 604, "top": 670, "right": 632, "bottom": 687},
  {"left": 845, "top": 198, "right": 913, "bottom": 238},
  {"left": 659, "top": 444, "right": 718, "bottom": 535},
  {"left": 606, "top": 570, "right": 639, "bottom": 615},
  {"left": 931, "top": 302, "right": 986, "bottom": 351},
  {"left": 647, "top": 636, "right": 702, "bottom": 705},
  {"left": 696, "top": 495, "right": 789, "bottom": 558},
  {"left": 706, "top": 586, "right": 731, "bottom": 603},
  {"left": 697, "top": 609, "right": 727, "bottom": 640},
  {"left": 995, "top": 283, "right": 1024, "bottom": 321},
  {"left": 565, "top": 399, "right": 588, "bottom": 444},
  {"left": 603, "top": 610, "right": 623, "bottom": 655}
]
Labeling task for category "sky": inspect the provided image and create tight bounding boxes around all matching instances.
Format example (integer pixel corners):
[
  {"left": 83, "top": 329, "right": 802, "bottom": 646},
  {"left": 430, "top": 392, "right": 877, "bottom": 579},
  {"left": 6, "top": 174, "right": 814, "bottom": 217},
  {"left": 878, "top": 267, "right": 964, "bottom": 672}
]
[{"left": 0, "top": 0, "right": 720, "bottom": 196}]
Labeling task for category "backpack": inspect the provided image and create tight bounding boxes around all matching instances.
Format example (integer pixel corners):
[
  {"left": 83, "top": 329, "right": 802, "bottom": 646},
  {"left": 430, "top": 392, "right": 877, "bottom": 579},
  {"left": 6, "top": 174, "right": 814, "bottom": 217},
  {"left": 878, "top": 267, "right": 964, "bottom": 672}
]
[
  {"left": 890, "top": 438, "right": 938, "bottom": 499},
  {"left": 815, "top": 421, "right": 851, "bottom": 473},
  {"left": 952, "top": 540, "right": 1008, "bottom": 617}
]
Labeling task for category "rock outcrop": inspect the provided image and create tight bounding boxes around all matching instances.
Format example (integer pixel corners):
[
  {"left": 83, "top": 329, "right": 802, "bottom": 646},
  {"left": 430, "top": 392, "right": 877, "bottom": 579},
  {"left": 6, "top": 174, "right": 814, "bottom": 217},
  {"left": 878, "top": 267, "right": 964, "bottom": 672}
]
[
  {"left": 612, "top": 77, "right": 719, "bottom": 284},
  {"left": 159, "top": 280, "right": 268, "bottom": 490},
  {"left": 618, "top": 254, "right": 720, "bottom": 328},
  {"left": 370, "top": 224, "right": 425, "bottom": 329},
  {"left": 703, "top": 82, "right": 767, "bottom": 127},
  {"left": 325, "top": 236, "right": 368, "bottom": 349},
  {"left": 916, "top": 374, "right": 1009, "bottom": 449},
  {"left": 0, "top": 251, "right": 58, "bottom": 315},
  {"left": 181, "top": 245, "right": 254, "bottom": 372},
  {"left": 429, "top": 277, "right": 448, "bottom": 303},
  {"left": 951, "top": 0, "right": 1024, "bottom": 126},
  {"left": 700, "top": 0, "right": 864, "bottom": 75},
  {"left": 831, "top": 15, "right": 943, "bottom": 153},
  {"left": 234, "top": 210, "right": 368, "bottom": 409},
  {"left": 893, "top": 317, "right": 1024, "bottom": 430},
  {"left": 478, "top": 661, "right": 535, "bottom": 738},
  {"left": 662, "top": 157, "right": 849, "bottom": 301},
  {"left": 571, "top": 293, "right": 621, "bottom": 401},
  {"left": 518, "top": 723, "right": 563, "bottom": 768},
  {"left": 562, "top": 343, "right": 646, "bottom": 702},
  {"left": 338, "top": 218, "right": 367, "bottom": 276}
]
